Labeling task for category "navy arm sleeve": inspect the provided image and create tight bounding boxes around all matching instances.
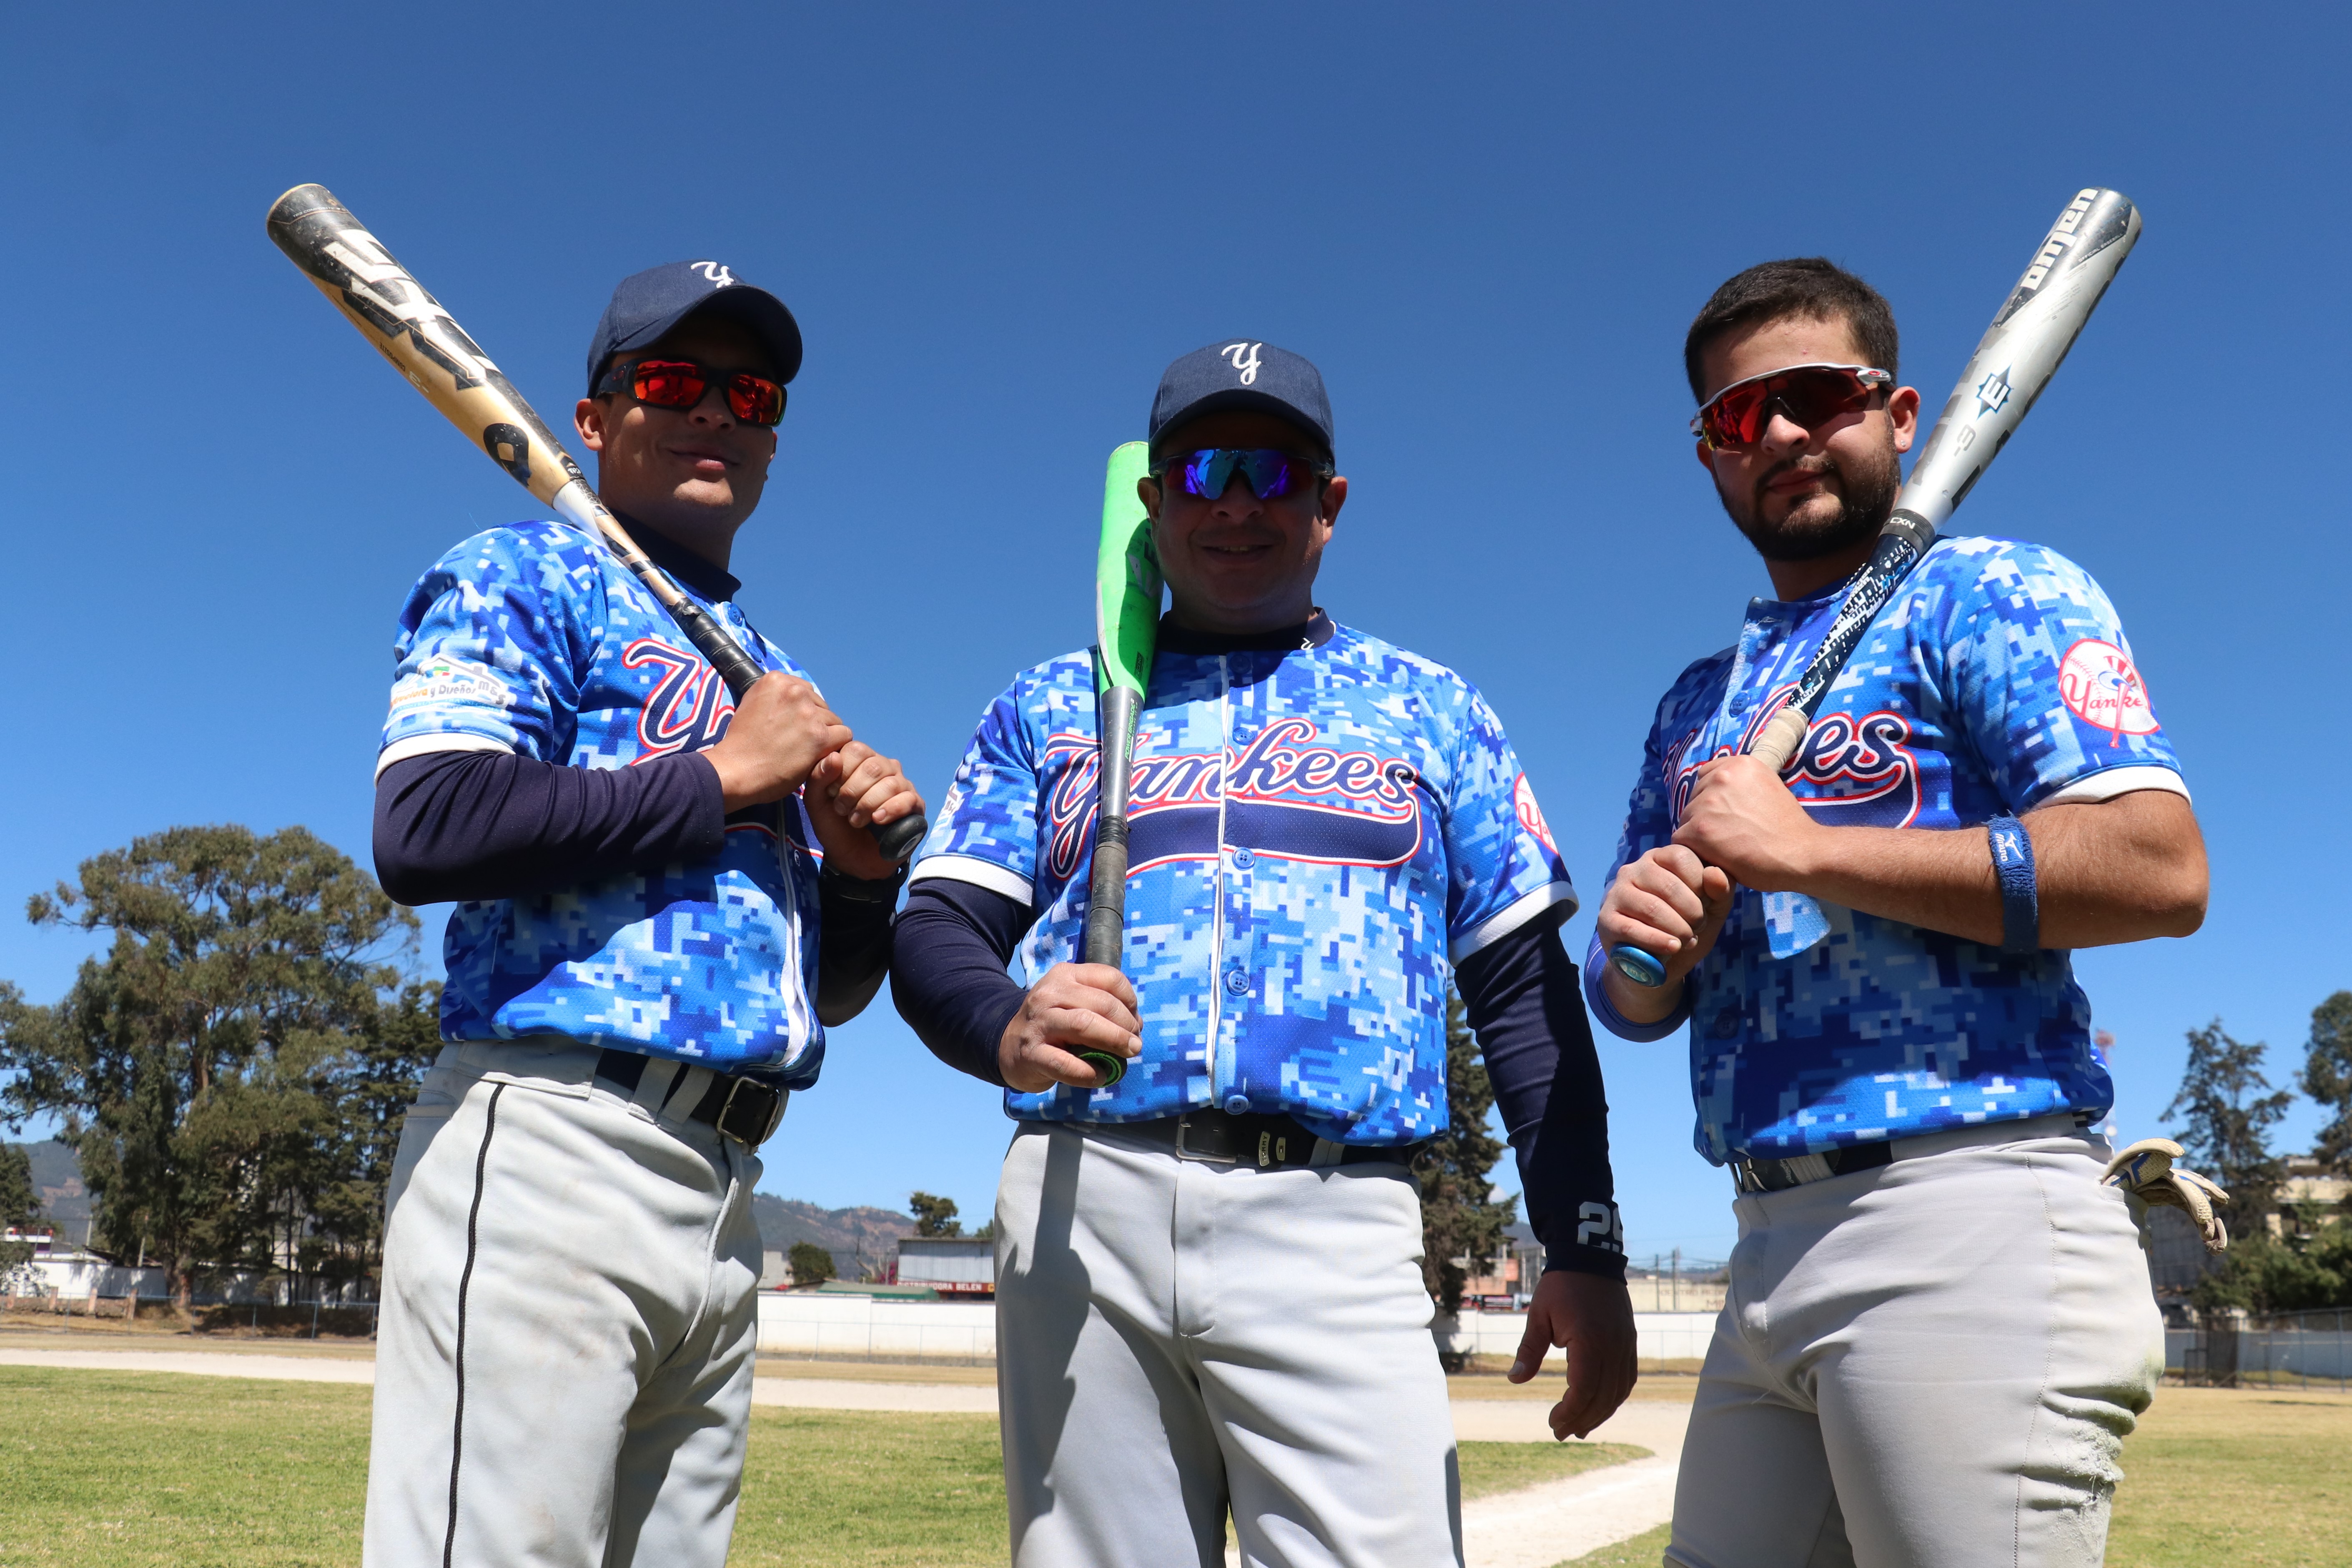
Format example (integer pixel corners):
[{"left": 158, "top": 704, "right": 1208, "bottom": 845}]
[
  {"left": 890, "top": 879, "right": 1032, "bottom": 1089},
  {"left": 814, "top": 868, "right": 900, "bottom": 1028},
  {"left": 373, "top": 749, "right": 726, "bottom": 905},
  {"left": 1455, "top": 917, "right": 1625, "bottom": 1281},
  {"left": 375, "top": 748, "right": 896, "bottom": 1024}
]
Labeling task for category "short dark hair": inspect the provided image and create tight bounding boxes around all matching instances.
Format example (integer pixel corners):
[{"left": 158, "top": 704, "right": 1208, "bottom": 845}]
[{"left": 1683, "top": 258, "right": 1899, "bottom": 402}]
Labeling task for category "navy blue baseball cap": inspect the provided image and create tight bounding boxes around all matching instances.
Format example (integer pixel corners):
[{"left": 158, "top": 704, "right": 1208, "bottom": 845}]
[
  {"left": 586, "top": 260, "right": 804, "bottom": 395},
  {"left": 1148, "top": 340, "right": 1334, "bottom": 457}
]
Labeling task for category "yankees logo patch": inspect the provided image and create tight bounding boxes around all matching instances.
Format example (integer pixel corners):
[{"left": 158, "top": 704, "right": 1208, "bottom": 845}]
[
  {"left": 2059, "top": 639, "right": 2157, "bottom": 743},
  {"left": 690, "top": 261, "right": 736, "bottom": 287},
  {"left": 1513, "top": 774, "right": 1557, "bottom": 853},
  {"left": 1220, "top": 341, "right": 1264, "bottom": 385}
]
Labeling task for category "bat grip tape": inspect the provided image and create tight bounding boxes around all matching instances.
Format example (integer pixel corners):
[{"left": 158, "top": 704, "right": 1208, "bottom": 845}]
[{"left": 1083, "top": 818, "right": 1131, "bottom": 966}]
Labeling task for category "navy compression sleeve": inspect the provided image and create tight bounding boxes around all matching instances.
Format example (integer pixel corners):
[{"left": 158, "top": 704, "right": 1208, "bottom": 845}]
[
  {"left": 373, "top": 749, "right": 725, "bottom": 905},
  {"left": 890, "top": 879, "right": 1031, "bottom": 1089},
  {"left": 1456, "top": 919, "right": 1625, "bottom": 1280},
  {"left": 375, "top": 749, "right": 895, "bottom": 1022}
]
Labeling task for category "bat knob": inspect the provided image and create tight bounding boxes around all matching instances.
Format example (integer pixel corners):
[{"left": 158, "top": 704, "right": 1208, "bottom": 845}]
[
  {"left": 1609, "top": 945, "right": 1670, "bottom": 989},
  {"left": 1077, "top": 1051, "right": 1127, "bottom": 1088},
  {"left": 872, "top": 811, "right": 928, "bottom": 863}
]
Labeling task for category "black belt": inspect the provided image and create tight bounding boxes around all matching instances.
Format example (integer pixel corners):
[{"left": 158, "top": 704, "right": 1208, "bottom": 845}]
[
  {"left": 1733, "top": 1111, "right": 2097, "bottom": 1194},
  {"left": 1733, "top": 1141, "right": 1893, "bottom": 1194},
  {"left": 595, "top": 1049, "right": 786, "bottom": 1150},
  {"left": 1112, "top": 1108, "right": 1417, "bottom": 1170}
]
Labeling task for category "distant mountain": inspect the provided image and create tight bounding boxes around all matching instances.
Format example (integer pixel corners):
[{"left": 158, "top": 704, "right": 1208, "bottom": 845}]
[
  {"left": 9, "top": 1140, "right": 93, "bottom": 1247},
  {"left": 750, "top": 1194, "right": 914, "bottom": 1276}
]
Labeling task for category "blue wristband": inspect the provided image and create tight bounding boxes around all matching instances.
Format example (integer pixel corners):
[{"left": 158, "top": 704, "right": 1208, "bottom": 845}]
[{"left": 1986, "top": 814, "right": 2038, "bottom": 953}]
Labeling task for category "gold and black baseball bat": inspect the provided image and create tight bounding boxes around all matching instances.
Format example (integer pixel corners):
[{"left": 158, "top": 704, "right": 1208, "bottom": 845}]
[{"left": 266, "top": 182, "right": 926, "bottom": 861}]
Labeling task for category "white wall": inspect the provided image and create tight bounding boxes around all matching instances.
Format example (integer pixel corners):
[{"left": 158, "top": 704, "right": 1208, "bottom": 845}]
[
  {"left": 757, "top": 1291, "right": 1000, "bottom": 1360},
  {"left": 753, "top": 1293, "right": 1725, "bottom": 1366},
  {"left": 1437, "top": 1309, "right": 1719, "bottom": 1364},
  {"left": 5, "top": 1255, "right": 168, "bottom": 1299}
]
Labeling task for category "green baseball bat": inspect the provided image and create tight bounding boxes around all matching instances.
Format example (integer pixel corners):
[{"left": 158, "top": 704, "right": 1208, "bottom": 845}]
[{"left": 1077, "top": 442, "right": 1158, "bottom": 1086}]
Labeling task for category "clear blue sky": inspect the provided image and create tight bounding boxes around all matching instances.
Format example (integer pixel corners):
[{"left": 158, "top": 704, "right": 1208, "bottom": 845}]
[{"left": 3, "top": 5, "right": 2345, "bottom": 1263}]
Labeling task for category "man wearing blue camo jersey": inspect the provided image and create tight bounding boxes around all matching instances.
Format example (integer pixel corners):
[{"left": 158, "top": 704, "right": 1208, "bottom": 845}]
[
  {"left": 892, "top": 341, "right": 1636, "bottom": 1568},
  {"left": 360, "top": 261, "right": 924, "bottom": 1568},
  {"left": 1589, "top": 259, "right": 2210, "bottom": 1567}
]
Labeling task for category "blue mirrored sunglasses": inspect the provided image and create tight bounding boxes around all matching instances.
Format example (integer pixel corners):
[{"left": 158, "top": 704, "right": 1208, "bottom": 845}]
[{"left": 1155, "top": 448, "right": 1334, "bottom": 501}]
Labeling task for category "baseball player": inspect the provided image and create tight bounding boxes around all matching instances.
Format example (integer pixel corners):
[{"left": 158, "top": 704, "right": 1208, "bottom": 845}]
[
  {"left": 1590, "top": 258, "right": 2211, "bottom": 1566},
  {"left": 891, "top": 342, "right": 1636, "bottom": 1568},
  {"left": 361, "top": 261, "right": 923, "bottom": 1567}
]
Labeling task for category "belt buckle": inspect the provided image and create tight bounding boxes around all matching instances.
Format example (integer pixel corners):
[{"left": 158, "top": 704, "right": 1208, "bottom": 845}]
[
  {"left": 1173, "top": 1114, "right": 1238, "bottom": 1164},
  {"left": 718, "top": 1078, "right": 786, "bottom": 1149}
]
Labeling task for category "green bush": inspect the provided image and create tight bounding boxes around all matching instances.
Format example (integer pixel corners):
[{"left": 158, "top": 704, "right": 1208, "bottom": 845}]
[{"left": 2192, "top": 1210, "right": 2352, "bottom": 1315}]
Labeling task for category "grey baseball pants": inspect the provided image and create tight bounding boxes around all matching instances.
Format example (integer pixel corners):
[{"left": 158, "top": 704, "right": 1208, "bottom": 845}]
[
  {"left": 362, "top": 1039, "right": 765, "bottom": 1568},
  {"left": 993, "top": 1122, "right": 1463, "bottom": 1568},
  {"left": 1667, "top": 1114, "right": 2166, "bottom": 1568}
]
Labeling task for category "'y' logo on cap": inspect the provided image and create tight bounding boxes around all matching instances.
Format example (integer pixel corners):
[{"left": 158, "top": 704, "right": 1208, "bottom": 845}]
[
  {"left": 690, "top": 261, "right": 736, "bottom": 288},
  {"left": 1220, "top": 342, "right": 1264, "bottom": 385}
]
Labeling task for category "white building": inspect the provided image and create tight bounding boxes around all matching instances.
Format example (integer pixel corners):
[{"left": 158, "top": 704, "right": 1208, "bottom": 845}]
[{"left": 3, "top": 1228, "right": 167, "bottom": 1301}]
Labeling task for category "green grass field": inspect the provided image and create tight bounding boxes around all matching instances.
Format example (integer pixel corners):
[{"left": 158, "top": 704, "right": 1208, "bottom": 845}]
[
  {"left": 0, "top": 1368, "right": 1639, "bottom": 1567},
  {"left": 2104, "top": 1388, "right": 2352, "bottom": 1568},
  {"left": 2, "top": 1369, "right": 2343, "bottom": 1566}
]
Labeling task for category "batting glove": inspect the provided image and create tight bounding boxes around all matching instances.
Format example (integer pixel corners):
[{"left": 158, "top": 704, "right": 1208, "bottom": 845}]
[{"left": 2103, "top": 1137, "right": 2230, "bottom": 1253}]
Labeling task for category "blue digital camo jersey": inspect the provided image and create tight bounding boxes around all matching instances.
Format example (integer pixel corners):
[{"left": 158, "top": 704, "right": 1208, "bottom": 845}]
[
  {"left": 379, "top": 521, "right": 826, "bottom": 1086},
  {"left": 912, "top": 624, "right": 1575, "bottom": 1143},
  {"left": 1590, "top": 536, "right": 2187, "bottom": 1165}
]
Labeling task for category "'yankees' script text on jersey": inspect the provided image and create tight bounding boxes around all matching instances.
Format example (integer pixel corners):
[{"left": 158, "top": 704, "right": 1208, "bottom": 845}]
[
  {"left": 1590, "top": 536, "right": 2187, "bottom": 1165},
  {"left": 914, "top": 622, "right": 1574, "bottom": 1144},
  {"left": 380, "top": 522, "right": 826, "bottom": 1084}
]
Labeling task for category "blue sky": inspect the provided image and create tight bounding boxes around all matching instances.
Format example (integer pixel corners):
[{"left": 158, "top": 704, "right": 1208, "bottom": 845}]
[{"left": 3, "top": 5, "right": 2345, "bottom": 1262}]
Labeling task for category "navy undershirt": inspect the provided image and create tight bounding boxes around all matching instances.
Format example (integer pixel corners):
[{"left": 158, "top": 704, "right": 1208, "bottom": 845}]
[{"left": 885, "top": 612, "right": 1618, "bottom": 1277}]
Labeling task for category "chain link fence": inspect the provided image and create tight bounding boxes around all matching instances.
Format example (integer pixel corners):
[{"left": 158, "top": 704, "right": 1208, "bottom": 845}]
[{"left": 2170, "top": 1307, "right": 2352, "bottom": 1390}]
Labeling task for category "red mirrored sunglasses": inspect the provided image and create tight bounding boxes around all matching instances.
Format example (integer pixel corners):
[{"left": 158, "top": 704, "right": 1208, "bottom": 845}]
[
  {"left": 1692, "top": 363, "right": 1891, "bottom": 452},
  {"left": 597, "top": 358, "right": 788, "bottom": 426}
]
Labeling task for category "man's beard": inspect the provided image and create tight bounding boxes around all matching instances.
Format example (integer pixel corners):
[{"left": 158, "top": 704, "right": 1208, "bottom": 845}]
[{"left": 1719, "top": 445, "right": 1901, "bottom": 564}]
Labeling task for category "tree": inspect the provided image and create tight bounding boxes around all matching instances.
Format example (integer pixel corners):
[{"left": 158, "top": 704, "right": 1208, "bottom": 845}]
[
  {"left": 2302, "top": 991, "right": 2352, "bottom": 1178},
  {"left": 2163, "top": 1018, "right": 2294, "bottom": 1225},
  {"left": 0, "top": 1141, "right": 38, "bottom": 1272},
  {"left": 909, "top": 1191, "right": 963, "bottom": 1238},
  {"left": 787, "top": 1240, "right": 836, "bottom": 1286},
  {"left": 298, "top": 979, "right": 444, "bottom": 1290},
  {"left": 1412, "top": 986, "right": 1518, "bottom": 1315},
  {"left": 2189, "top": 1217, "right": 2352, "bottom": 1315},
  {"left": 0, "top": 825, "right": 423, "bottom": 1310}
]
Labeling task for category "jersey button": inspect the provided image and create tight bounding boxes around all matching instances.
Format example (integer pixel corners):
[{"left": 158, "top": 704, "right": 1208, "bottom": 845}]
[
  {"left": 1224, "top": 1093, "right": 1251, "bottom": 1115},
  {"left": 1224, "top": 969, "right": 1251, "bottom": 996},
  {"left": 1231, "top": 847, "right": 1255, "bottom": 869}
]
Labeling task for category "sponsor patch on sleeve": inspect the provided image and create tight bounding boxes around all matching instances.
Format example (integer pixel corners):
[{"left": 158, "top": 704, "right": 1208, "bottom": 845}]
[
  {"left": 2058, "top": 638, "right": 2159, "bottom": 743},
  {"left": 388, "top": 657, "right": 515, "bottom": 717}
]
